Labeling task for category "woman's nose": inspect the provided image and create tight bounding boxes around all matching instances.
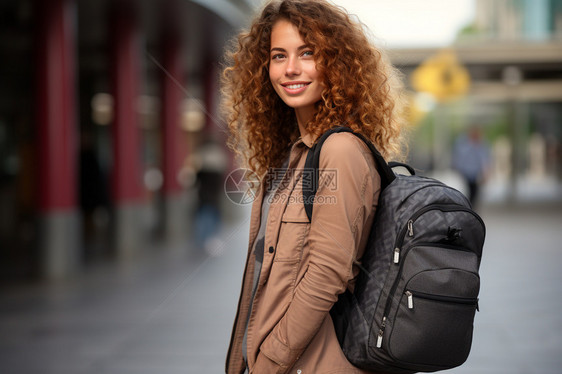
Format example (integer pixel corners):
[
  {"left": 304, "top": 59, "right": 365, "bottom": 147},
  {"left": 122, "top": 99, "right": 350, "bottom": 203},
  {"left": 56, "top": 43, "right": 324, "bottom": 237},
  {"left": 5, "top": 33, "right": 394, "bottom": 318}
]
[{"left": 285, "top": 56, "right": 301, "bottom": 76}]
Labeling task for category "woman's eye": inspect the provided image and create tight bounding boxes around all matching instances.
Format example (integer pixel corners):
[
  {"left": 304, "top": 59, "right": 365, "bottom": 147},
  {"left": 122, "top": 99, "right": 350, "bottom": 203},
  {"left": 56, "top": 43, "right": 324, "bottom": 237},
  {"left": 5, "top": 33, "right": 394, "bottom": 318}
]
[
  {"left": 271, "top": 54, "right": 285, "bottom": 60},
  {"left": 302, "top": 50, "right": 314, "bottom": 57}
]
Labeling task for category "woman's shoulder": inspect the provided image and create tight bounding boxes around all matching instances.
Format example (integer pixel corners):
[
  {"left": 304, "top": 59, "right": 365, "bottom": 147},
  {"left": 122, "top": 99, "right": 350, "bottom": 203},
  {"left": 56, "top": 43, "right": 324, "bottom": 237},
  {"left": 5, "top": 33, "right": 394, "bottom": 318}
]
[
  {"left": 319, "top": 131, "right": 374, "bottom": 168},
  {"left": 315, "top": 131, "right": 381, "bottom": 199}
]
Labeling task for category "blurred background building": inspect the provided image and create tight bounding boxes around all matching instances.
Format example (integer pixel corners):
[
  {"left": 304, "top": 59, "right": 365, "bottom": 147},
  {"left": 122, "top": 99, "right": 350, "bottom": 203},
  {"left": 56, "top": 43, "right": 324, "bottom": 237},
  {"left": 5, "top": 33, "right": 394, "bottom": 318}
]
[
  {"left": 0, "top": 0, "right": 259, "bottom": 282},
  {"left": 0, "top": 0, "right": 561, "bottom": 283},
  {"left": 390, "top": 0, "right": 562, "bottom": 204}
]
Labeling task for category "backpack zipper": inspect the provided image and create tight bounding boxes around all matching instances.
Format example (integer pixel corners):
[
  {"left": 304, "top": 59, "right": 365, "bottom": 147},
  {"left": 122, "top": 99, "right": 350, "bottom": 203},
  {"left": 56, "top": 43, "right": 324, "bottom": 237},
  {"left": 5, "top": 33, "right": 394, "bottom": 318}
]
[
  {"left": 405, "top": 290, "right": 479, "bottom": 310},
  {"left": 377, "top": 203, "right": 483, "bottom": 349},
  {"left": 391, "top": 204, "right": 483, "bottom": 264},
  {"left": 376, "top": 316, "right": 386, "bottom": 348},
  {"left": 393, "top": 219, "right": 414, "bottom": 264}
]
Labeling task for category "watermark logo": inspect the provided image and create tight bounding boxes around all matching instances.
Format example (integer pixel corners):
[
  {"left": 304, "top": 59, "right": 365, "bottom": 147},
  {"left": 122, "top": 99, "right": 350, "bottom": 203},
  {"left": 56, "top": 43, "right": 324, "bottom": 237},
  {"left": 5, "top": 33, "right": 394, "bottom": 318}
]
[
  {"left": 265, "top": 168, "right": 338, "bottom": 194},
  {"left": 265, "top": 191, "right": 337, "bottom": 205},
  {"left": 224, "top": 167, "right": 339, "bottom": 206},
  {"left": 224, "top": 168, "right": 260, "bottom": 205}
]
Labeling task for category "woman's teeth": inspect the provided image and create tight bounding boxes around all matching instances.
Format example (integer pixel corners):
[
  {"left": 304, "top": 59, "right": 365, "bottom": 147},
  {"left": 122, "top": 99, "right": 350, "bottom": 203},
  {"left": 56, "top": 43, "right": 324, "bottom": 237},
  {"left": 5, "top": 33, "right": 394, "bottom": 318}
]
[{"left": 286, "top": 83, "right": 307, "bottom": 89}]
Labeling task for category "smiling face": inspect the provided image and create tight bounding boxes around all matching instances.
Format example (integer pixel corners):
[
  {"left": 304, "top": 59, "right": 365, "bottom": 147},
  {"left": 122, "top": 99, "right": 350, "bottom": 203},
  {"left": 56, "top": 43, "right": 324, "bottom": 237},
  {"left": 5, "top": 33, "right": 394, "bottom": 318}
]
[{"left": 269, "top": 19, "right": 324, "bottom": 128}]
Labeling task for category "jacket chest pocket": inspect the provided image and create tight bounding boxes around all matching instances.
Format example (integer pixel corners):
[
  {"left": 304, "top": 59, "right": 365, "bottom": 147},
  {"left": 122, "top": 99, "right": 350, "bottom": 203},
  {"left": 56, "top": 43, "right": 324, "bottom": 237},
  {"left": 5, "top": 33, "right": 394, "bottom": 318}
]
[{"left": 274, "top": 198, "right": 310, "bottom": 263}]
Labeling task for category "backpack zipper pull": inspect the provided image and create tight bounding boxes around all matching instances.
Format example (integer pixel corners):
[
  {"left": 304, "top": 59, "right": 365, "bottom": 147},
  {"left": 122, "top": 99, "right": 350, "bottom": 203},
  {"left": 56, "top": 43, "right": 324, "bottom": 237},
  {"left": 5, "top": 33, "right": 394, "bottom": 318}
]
[
  {"left": 393, "top": 248, "right": 400, "bottom": 264},
  {"left": 376, "top": 317, "right": 387, "bottom": 348},
  {"left": 406, "top": 291, "right": 414, "bottom": 309},
  {"left": 407, "top": 220, "right": 414, "bottom": 236},
  {"left": 376, "top": 330, "right": 383, "bottom": 348}
]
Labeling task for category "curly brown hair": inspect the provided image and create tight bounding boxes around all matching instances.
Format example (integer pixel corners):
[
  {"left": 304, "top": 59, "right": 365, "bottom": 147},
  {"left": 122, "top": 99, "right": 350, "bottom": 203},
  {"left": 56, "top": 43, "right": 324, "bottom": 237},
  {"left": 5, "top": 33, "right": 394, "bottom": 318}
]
[{"left": 221, "top": 0, "right": 406, "bottom": 177}]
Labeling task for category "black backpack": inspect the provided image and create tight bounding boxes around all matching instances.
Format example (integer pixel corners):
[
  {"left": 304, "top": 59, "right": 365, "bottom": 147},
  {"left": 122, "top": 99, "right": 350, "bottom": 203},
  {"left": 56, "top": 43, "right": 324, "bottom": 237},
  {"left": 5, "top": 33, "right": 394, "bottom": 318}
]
[{"left": 303, "top": 127, "right": 486, "bottom": 373}]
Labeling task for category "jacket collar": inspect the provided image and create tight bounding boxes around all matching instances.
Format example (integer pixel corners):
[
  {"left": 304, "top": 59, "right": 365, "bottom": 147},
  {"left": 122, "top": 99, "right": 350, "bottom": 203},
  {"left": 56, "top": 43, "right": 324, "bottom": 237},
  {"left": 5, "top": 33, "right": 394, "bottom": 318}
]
[{"left": 298, "top": 130, "right": 319, "bottom": 149}]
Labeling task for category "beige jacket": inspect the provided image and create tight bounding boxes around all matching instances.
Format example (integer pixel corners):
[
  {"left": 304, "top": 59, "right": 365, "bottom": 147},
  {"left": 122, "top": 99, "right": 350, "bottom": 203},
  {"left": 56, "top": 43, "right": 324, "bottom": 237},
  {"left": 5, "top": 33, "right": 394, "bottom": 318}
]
[{"left": 226, "top": 131, "right": 383, "bottom": 374}]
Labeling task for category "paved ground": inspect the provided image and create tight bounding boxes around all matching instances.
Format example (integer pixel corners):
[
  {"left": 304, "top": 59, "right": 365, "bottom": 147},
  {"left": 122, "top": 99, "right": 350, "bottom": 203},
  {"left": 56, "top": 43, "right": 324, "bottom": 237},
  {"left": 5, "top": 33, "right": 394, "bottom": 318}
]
[{"left": 0, "top": 203, "right": 561, "bottom": 374}]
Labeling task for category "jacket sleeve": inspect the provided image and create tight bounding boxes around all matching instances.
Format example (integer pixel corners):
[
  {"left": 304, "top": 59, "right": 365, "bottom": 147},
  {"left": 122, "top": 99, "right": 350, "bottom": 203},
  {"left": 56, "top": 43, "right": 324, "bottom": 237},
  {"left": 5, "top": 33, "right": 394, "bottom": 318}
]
[{"left": 256, "top": 133, "right": 380, "bottom": 372}]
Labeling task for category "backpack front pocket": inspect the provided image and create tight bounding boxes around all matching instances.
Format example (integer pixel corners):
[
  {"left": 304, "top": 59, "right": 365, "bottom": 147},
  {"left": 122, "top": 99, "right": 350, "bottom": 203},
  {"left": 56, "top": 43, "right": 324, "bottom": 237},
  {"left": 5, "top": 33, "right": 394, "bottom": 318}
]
[{"left": 387, "top": 267, "right": 479, "bottom": 370}]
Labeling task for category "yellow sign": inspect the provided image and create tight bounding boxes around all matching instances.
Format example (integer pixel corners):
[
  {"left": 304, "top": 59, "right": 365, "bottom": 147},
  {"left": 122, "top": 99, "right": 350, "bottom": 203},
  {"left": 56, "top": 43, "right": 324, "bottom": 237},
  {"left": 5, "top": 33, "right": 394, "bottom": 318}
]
[{"left": 411, "top": 50, "right": 470, "bottom": 102}]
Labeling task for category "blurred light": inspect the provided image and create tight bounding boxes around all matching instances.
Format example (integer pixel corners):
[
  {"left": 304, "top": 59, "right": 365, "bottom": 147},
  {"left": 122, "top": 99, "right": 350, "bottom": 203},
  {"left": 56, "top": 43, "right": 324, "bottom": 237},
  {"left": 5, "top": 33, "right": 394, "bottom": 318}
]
[
  {"left": 91, "top": 93, "right": 114, "bottom": 126},
  {"left": 144, "top": 168, "right": 163, "bottom": 191},
  {"left": 181, "top": 98, "right": 205, "bottom": 132}
]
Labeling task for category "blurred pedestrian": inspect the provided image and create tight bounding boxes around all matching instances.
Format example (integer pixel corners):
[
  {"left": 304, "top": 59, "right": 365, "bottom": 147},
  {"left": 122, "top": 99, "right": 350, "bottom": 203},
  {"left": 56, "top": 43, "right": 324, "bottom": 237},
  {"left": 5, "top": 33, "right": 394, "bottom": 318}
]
[
  {"left": 192, "top": 136, "right": 228, "bottom": 255},
  {"left": 452, "top": 125, "right": 491, "bottom": 206},
  {"left": 79, "top": 132, "right": 109, "bottom": 245},
  {"left": 221, "top": 1, "right": 405, "bottom": 372}
]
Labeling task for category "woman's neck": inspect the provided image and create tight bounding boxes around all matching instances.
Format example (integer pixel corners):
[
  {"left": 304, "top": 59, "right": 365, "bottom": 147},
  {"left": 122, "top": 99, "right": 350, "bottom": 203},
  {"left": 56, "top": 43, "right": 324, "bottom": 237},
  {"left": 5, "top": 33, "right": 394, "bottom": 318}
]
[{"left": 295, "top": 107, "right": 315, "bottom": 139}]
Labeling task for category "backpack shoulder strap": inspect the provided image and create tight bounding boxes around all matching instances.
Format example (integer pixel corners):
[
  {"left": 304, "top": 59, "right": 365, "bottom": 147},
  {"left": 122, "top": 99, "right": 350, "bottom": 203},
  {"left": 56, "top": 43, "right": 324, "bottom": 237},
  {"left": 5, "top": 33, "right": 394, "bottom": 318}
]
[{"left": 303, "top": 126, "right": 396, "bottom": 221}]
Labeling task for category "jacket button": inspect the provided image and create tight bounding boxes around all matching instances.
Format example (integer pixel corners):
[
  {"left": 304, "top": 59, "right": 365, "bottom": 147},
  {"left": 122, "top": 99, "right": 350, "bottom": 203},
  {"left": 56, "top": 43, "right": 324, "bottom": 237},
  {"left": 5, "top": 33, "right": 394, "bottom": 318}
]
[{"left": 268, "top": 246, "right": 274, "bottom": 253}]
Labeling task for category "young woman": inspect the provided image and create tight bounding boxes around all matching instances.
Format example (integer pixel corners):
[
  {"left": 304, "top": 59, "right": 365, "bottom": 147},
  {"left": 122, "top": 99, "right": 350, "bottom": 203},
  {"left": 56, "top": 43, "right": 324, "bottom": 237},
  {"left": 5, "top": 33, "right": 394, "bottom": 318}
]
[{"left": 222, "top": 1, "right": 405, "bottom": 373}]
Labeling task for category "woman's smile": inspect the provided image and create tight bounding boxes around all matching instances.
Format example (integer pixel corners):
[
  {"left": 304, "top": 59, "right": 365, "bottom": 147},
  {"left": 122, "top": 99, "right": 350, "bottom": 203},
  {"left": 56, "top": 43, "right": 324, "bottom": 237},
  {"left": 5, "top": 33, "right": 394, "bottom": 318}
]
[{"left": 281, "top": 81, "right": 311, "bottom": 94}]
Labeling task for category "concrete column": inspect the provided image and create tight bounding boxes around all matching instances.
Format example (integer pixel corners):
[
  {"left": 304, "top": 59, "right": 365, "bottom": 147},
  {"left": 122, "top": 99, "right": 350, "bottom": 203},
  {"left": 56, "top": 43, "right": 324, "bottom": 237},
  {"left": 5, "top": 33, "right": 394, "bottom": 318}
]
[
  {"left": 161, "top": 33, "right": 188, "bottom": 244},
  {"left": 35, "top": 0, "right": 80, "bottom": 279},
  {"left": 110, "top": 3, "right": 145, "bottom": 259}
]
